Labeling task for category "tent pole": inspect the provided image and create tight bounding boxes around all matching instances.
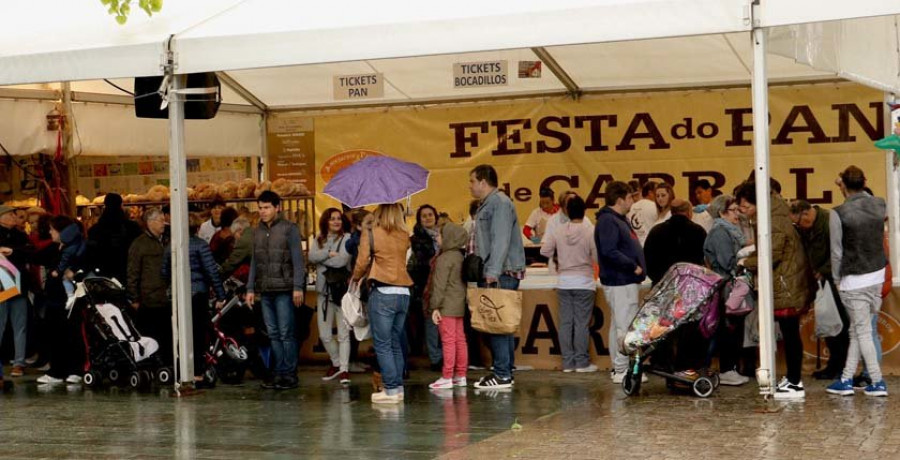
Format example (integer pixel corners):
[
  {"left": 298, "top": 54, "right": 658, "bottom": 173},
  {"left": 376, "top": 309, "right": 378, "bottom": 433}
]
[
  {"left": 751, "top": 17, "right": 777, "bottom": 398},
  {"left": 886, "top": 92, "right": 900, "bottom": 285},
  {"left": 168, "top": 71, "right": 195, "bottom": 389},
  {"left": 259, "top": 112, "right": 268, "bottom": 182}
]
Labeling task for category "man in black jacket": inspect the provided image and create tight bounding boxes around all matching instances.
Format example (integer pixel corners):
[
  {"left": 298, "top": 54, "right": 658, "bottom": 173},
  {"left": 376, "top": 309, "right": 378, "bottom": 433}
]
[
  {"left": 644, "top": 199, "right": 707, "bottom": 285},
  {"left": 87, "top": 193, "right": 142, "bottom": 283}
]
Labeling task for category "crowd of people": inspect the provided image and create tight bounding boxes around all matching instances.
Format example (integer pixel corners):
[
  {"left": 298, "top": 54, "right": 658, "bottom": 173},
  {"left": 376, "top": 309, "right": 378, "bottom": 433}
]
[{"left": 0, "top": 163, "right": 892, "bottom": 404}]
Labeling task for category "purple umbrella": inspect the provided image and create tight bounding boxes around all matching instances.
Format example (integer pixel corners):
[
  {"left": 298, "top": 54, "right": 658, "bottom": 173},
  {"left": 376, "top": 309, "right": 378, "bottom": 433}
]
[{"left": 323, "top": 156, "right": 430, "bottom": 208}]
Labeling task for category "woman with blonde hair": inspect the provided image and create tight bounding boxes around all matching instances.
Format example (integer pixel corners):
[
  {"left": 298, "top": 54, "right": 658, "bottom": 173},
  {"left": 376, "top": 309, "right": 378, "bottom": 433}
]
[
  {"left": 352, "top": 203, "right": 414, "bottom": 404},
  {"left": 654, "top": 182, "right": 676, "bottom": 225}
]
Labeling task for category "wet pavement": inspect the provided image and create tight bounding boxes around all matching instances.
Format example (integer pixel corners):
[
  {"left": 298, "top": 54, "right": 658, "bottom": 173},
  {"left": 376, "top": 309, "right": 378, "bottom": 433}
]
[{"left": 1, "top": 368, "right": 898, "bottom": 459}]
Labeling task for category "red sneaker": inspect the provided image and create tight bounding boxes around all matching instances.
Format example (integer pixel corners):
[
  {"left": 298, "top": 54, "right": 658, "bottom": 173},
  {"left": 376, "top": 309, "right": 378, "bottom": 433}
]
[
  {"left": 339, "top": 372, "right": 351, "bottom": 385},
  {"left": 322, "top": 366, "right": 340, "bottom": 381}
]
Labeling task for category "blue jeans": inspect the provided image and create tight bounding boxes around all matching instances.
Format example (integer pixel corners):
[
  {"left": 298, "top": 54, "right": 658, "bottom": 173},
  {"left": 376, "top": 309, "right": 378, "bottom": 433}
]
[
  {"left": 260, "top": 293, "right": 298, "bottom": 381},
  {"left": 368, "top": 290, "right": 410, "bottom": 395},
  {"left": 478, "top": 275, "right": 520, "bottom": 380},
  {"left": 0, "top": 296, "right": 27, "bottom": 367}
]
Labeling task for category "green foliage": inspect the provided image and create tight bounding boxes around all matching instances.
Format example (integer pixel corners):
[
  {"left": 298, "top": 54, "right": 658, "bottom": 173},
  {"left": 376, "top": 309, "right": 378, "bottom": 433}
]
[{"left": 100, "top": 0, "right": 163, "bottom": 25}]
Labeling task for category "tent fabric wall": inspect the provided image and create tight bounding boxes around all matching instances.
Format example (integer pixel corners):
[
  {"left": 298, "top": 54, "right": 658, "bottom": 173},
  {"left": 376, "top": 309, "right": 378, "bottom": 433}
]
[
  {"left": 0, "top": 99, "right": 58, "bottom": 156},
  {"left": 769, "top": 16, "right": 900, "bottom": 93},
  {"left": 69, "top": 103, "right": 262, "bottom": 157}
]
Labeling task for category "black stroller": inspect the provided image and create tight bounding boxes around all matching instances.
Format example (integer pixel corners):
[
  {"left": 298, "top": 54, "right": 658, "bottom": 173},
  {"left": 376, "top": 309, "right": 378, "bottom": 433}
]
[
  {"left": 620, "top": 263, "right": 724, "bottom": 398},
  {"left": 70, "top": 273, "right": 172, "bottom": 389}
]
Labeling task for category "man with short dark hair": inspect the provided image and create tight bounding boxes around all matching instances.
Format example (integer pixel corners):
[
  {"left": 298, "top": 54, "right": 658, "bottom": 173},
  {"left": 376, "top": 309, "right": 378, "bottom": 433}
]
[
  {"left": 643, "top": 199, "right": 707, "bottom": 285},
  {"left": 469, "top": 165, "right": 526, "bottom": 390},
  {"left": 789, "top": 200, "right": 849, "bottom": 381},
  {"left": 127, "top": 207, "right": 171, "bottom": 365},
  {"left": 595, "top": 181, "right": 646, "bottom": 384},
  {"left": 246, "top": 191, "right": 306, "bottom": 390},
  {"left": 523, "top": 187, "right": 558, "bottom": 244},
  {"left": 826, "top": 166, "right": 889, "bottom": 397},
  {"left": 627, "top": 181, "right": 658, "bottom": 246}
]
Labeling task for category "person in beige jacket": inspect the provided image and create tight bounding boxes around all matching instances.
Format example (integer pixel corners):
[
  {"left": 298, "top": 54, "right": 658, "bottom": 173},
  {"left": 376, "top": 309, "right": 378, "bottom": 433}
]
[{"left": 427, "top": 223, "right": 469, "bottom": 389}]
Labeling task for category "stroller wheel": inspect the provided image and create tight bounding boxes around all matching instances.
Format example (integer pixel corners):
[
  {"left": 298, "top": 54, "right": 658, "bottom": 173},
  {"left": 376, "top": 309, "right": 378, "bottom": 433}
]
[
  {"left": 709, "top": 373, "right": 721, "bottom": 389},
  {"left": 692, "top": 377, "right": 715, "bottom": 398},
  {"left": 108, "top": 369, "right": 121, "bottom": 384},
  {"left": 129, "top": 371, "right": 144, "bottom": 390},
  {"left": 139, "top": 371, "right": 152, "bottom": 389},
  {"left": 204, "top": 367, "right": 218, "bottom": 385},
  {"left": 83, "top": 371, "right": 103, "bottom": 388},
  {"left": 226, "top": 344, "right": 249, "bottom": 362},
  {"left": 157, "top": 367, "right": 173, "bottom": 385}
]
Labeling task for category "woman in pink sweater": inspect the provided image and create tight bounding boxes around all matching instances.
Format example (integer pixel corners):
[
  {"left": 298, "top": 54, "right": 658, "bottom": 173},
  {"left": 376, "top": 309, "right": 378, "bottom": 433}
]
[{"left": 541, "top": 195, "right": 599, "bottom": 373}]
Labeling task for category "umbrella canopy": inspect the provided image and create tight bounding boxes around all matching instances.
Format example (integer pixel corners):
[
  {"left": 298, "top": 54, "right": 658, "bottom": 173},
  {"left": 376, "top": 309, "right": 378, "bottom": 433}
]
[{"left": 323, "top": 156, "right": 430, "bottom": 208}]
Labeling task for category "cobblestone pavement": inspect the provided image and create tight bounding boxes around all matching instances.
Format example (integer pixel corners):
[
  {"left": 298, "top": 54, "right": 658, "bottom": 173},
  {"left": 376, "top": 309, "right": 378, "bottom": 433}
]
[{"left": 0, "top": 369, "right": 897, "bottom": 459}]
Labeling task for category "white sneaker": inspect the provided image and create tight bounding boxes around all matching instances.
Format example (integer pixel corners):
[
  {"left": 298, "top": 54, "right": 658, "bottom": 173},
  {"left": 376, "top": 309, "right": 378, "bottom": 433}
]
[
  {"left": 452, "top": 377, "right": 467, "bottom": 387},
  {"left": 429, "top": 378, "right": 454, "bottom": 390},
  {"left": 611, "top": 371, "right": 625, "bottom": 384},
  {"left": 36, "top": 374, "right": 64, "bottom": 384},
  {"left": 719, "top": 370, "right": 750, "bottom": 386},
  {"left": 371, "top": 391, "right": 402, "bottom": 404},
  {"left": 773, "top": 380, "right": 805, "bottom": 400},
  {"left": 576, "top": 364, "right": 599, "bottom": 373},
  {"left": 66, "top": 375, "right": 82, "bottom": 384},
  {"left": 611, "top": 371, "right": 647, "bottom": 384}
]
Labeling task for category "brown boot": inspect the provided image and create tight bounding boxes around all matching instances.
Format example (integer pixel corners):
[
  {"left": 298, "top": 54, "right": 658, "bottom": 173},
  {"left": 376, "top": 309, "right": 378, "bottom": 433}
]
[{"left": 372, "top": 371, "right": 384, "bottom": 393}]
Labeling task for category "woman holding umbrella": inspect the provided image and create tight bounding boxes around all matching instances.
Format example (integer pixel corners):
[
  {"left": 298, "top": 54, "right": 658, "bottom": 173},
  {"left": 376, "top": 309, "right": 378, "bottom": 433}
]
[{"left": 352, "top": 203, "right": 414, "bottom": 404}]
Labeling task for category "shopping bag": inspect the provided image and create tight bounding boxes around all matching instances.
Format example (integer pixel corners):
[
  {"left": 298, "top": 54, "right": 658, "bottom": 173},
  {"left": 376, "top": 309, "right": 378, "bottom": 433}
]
[
  {"left": 814, "top": 283, "right": 842, "bottom": 338},
  {"left": 466, "top": 286, "right": 522, "bottom": 335}
]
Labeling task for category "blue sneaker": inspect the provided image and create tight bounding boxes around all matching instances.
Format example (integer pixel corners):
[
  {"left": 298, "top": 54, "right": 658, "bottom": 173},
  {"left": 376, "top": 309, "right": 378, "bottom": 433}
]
[
  {"left": 826, "top": 379, "right": 854, "bottom": 396},
  {"left": 864, "top": 380, "right": 888, "bottom": 397}
]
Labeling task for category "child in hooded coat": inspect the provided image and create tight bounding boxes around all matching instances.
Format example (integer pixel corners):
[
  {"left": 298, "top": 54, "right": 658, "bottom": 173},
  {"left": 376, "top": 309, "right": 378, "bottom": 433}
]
[{"left": 426, "top": 223, "right": 469, "bottom": 389}]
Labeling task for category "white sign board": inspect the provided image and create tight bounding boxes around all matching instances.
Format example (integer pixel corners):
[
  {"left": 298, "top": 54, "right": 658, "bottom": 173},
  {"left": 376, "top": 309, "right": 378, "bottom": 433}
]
[
  {"left": 453, "top": 60, "right": 508, "bottom": 88},
  {"left": 333, "top": 73, "right": 384, "bottom": 100}
]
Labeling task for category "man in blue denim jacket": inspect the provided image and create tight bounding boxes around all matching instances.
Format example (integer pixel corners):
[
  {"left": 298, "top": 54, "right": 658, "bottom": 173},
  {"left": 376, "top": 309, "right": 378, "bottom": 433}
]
[
  {"left": 595, "top": 181, "right": 646, "bottom": 385},
  {"left": 469, "top": 165, "right": 526, "bottom": 390}
]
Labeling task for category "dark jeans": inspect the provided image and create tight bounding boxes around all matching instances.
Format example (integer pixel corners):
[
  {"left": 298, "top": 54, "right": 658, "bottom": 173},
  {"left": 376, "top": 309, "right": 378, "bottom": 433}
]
[
  {"left": 368, "top": 289, "right": 410, "bottom": 394},
  {"left": 191, "top": 293, "right": 210, "bottom": 378},
  {"left": 478, "top": 275, "right": 519, "bottom": 380},
  {"left": 46, "top": 300, "right": 86, "bottom": 379},
  {"left": 260, "top": 292, "right": 298, "bottom": 382},
  {"left": 777, "top": 315, "right": 803, "bottom": 385},
  {"left": 823, "top": 279, "right": 850, "bottom": 374},
  {"left": 717, "top": 315, "right": 746, "bottom": 373},
  {"left": 464, "top": 307, "right": 484, "bottom": 367},
  {"left": 136, "top": 306, "right": 174, "bottom": 367}
]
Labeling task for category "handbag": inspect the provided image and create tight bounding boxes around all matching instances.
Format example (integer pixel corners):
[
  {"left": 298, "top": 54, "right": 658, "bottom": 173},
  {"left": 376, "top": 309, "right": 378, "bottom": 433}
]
[
  {"left": 466, "top": 285, "right": 522, "bottom": 335},
  {"left": 814, "top": 281, "right": 842, "bottom": 338},
  {"left": 341, "top": 282, "right": 371, "bottom": 341},
  {"left": 359, "top": 229, "right": 375, "bottom": 302},
  {"left": 725, "top": 273, "right": 754, "bottom": 316},
  {"left": 322, "top": 235, "right": 350, "bottom": 305},
  {"left": 462, "top": 254, "right": 485, "bottom": 283}
]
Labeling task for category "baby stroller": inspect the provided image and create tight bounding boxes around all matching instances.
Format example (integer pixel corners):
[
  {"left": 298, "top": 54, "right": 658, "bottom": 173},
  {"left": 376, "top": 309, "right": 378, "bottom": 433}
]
[
  {"left": 202, "top": 278, "right": 251, "bottom": 385},
  {"left": 620, "top": 263, "right": 724, "bottom": 398},
  {"left": 69, "top": 273, "right": 171, "bottom": 389}
]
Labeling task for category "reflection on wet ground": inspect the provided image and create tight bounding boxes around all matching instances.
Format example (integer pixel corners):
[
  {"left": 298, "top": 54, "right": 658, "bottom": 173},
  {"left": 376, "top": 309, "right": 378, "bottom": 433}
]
[{"left": 1, "top": 370, "right": 898, "bottom": 459}]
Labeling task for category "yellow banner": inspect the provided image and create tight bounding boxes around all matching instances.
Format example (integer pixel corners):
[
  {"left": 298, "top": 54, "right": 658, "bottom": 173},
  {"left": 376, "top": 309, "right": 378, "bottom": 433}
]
[{"left": 311, "top": 82, "right": 887, "bottom": 222}]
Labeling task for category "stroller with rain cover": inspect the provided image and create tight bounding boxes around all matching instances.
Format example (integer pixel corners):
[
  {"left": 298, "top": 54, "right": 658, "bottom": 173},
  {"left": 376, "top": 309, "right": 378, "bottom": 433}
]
[
  {"left": 620, "top": 263, "right": 724, "bottom": 398},
  {"left": 69, "top": 272, "right": 172, "bottom": 389}
]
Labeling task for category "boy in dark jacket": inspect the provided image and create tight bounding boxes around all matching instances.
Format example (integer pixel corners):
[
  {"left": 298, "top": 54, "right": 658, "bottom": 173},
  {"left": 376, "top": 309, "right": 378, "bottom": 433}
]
[
  {"left": 427, "top": 223, "right": 469, "bottom": 389},
  {"left": 594, "top": 181, "right": 646, "bottom": 384}
]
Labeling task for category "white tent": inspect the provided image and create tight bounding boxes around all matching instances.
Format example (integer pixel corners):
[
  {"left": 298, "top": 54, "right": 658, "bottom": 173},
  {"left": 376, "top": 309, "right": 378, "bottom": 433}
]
[{"left": 2, "top": 0, "right": 899, "bottom": 393}]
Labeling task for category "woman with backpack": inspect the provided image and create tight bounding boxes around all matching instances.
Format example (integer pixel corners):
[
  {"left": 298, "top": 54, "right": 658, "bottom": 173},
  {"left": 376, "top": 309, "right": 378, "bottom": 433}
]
[{"left": 308, "top": 208, "right": 352, "bottom": 385}]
